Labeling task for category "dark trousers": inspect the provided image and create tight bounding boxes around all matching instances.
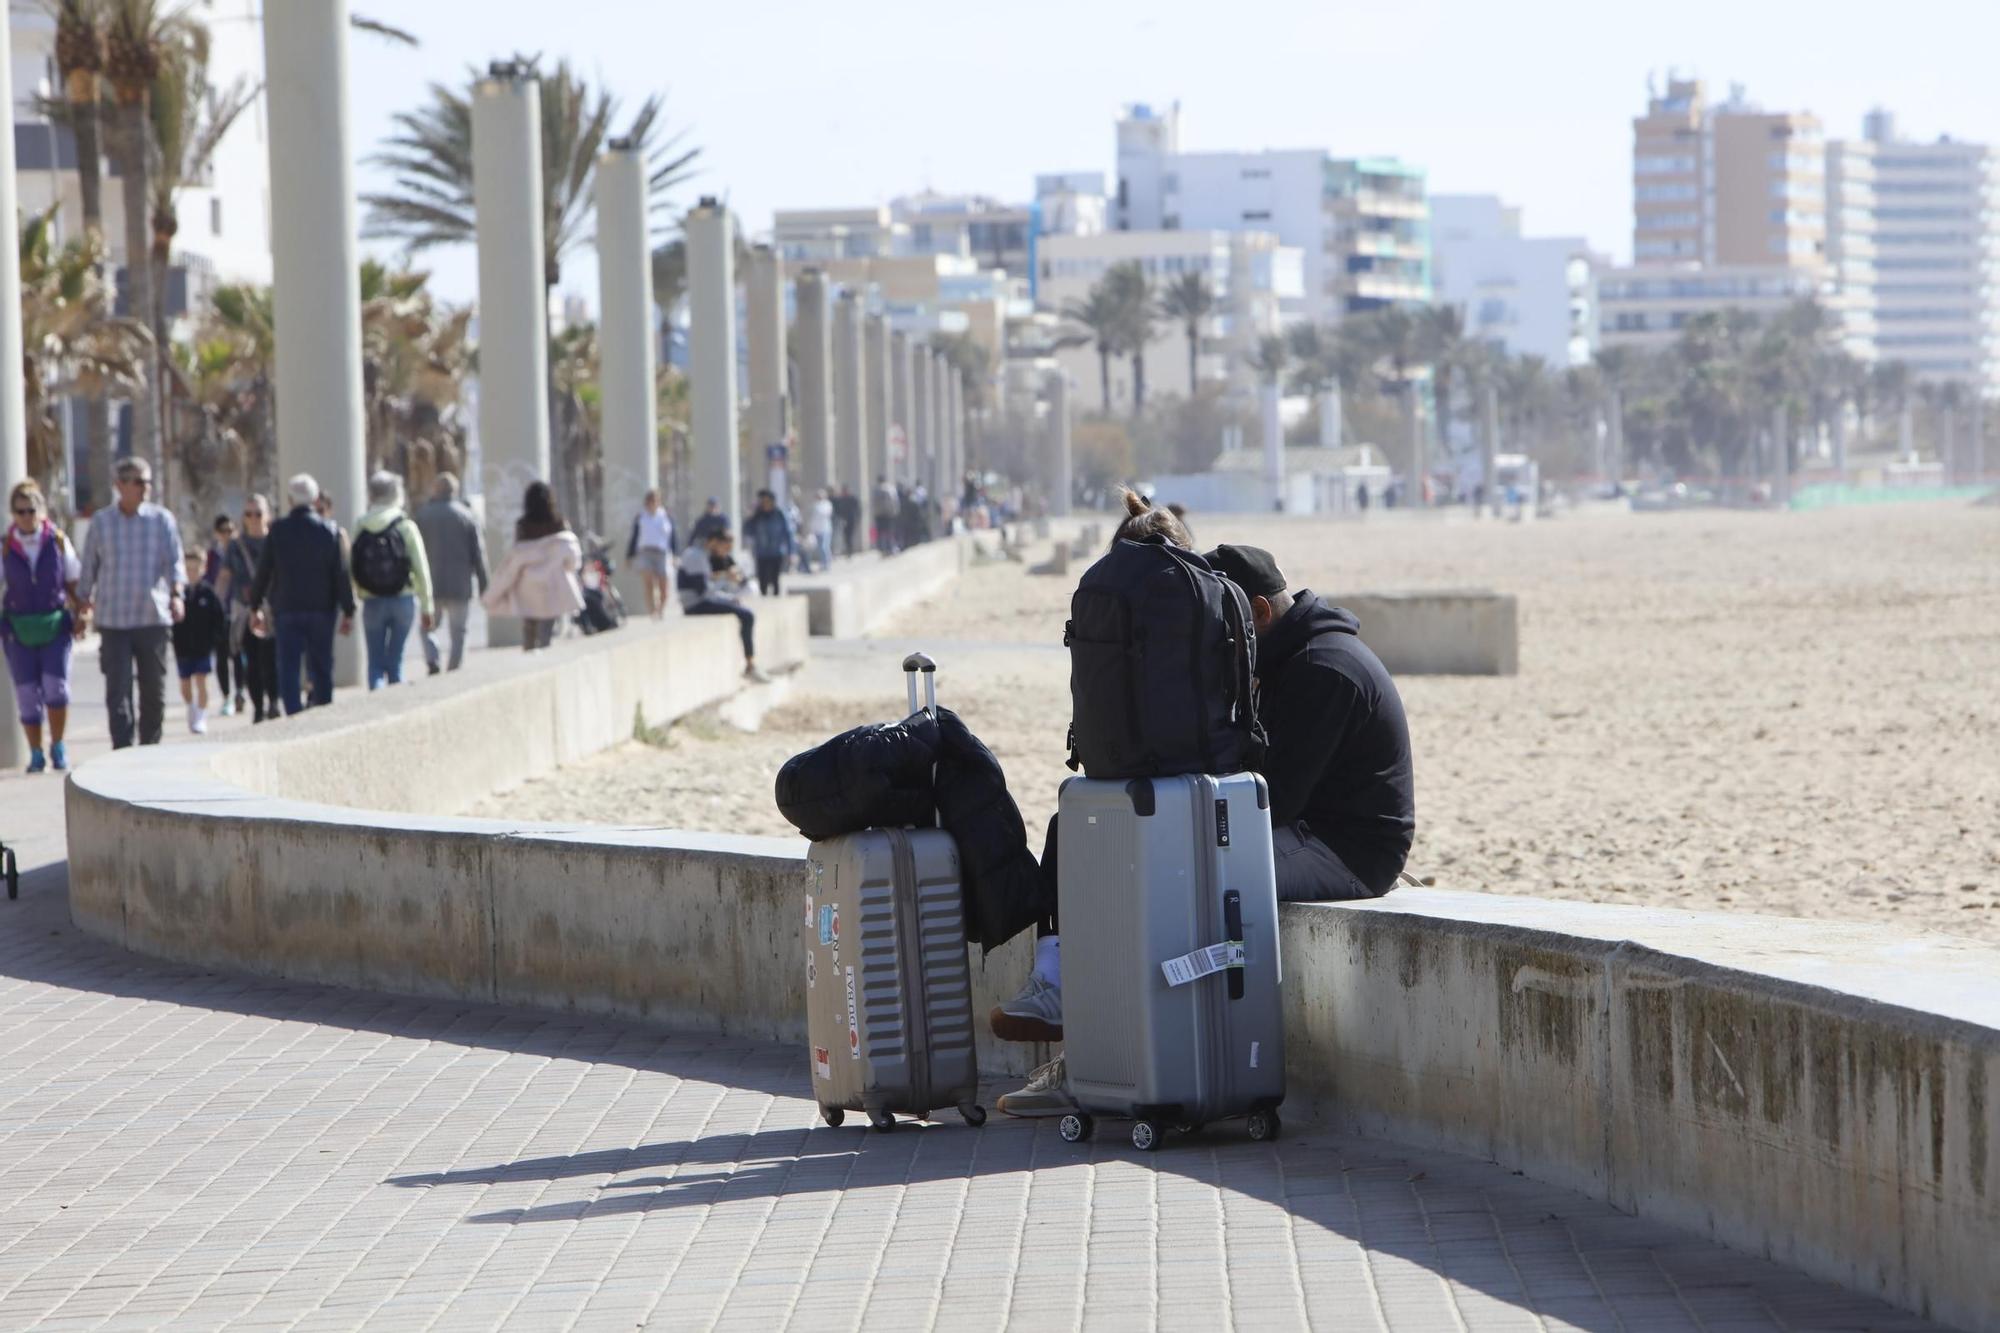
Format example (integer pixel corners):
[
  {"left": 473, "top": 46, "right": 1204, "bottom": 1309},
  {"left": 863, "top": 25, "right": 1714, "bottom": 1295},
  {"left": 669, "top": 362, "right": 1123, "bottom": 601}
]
[
  {"left": 240, "top": 635, "right": 277, "bottom": 720},
  {"left": 841, "top": 518, "right": 859, "bottom": 557},
  {"left": 275, "top": 611, "right": 337, "bottom": 716},
  {"left": 753, "top": 555, "right": 783, "bottom": 596},
  {"left": 99, "top": 625, "right": 169, "bottom": 749},
  {"left": 686, "top": 597, "right": 756, "bottom": 660},
  {"left": 1031, "top": 812, "right": 1386, "bottom": 936},
  {"left": 215, "top": 641, "right": 232, "bottom": 698}
]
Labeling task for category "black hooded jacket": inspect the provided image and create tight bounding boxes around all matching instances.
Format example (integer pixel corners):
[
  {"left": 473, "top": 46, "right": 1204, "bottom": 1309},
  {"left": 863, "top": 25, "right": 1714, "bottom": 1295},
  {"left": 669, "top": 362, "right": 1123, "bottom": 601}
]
[{"left": 1257, "top": 590, "right": 1415, "bottom": 893}]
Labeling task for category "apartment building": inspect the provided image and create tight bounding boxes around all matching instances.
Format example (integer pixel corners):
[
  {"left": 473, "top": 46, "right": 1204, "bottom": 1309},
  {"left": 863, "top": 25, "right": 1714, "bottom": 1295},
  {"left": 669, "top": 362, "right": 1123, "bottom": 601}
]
[
  {"left": 1825, "top": 139, "right": 1880, "bottom": 361},
  {"left": 1036, "top": 228, "right": 1302, "bottom": 410},
  {"left": 1112, "top": 104, "right": 1430, "bottom": 325},
  {"left": 1597, "top": 264, "right": 1828, "bottom": 351},
  {"left": 1860, "top": 110, "right": 2000, "bottom": 392},
  {"left": 1431, "top": 195, "right": 1599, "bottom": 365}
]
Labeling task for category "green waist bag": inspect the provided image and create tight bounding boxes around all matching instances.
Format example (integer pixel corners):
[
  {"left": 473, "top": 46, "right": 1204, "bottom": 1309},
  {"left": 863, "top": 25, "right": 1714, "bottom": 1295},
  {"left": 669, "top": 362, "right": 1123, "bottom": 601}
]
[{"left": 6, "top": 610, "right": 66, "bottom": 648}]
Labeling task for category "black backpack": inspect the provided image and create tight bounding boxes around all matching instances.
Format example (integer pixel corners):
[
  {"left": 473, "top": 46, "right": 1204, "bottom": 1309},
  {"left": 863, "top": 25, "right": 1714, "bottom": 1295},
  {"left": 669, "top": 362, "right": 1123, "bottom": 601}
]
[
  {"left": 351, "top": 518, "right": 412, "bottom": 597},
  {"left": 1065, "top": 538, "right": 1267, "bottom": 778}
]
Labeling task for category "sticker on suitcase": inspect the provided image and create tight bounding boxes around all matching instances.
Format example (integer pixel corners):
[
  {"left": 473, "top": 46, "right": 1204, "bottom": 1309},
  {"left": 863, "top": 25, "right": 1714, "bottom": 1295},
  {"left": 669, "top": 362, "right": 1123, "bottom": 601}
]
[
  {"left": 1161, "top": 940, "right": 1247, "bottom": 987},
  {"left": 813, "top": 1046, "right": 832, "bottom": 1081},
  {"left": 844, "top": 966, "right": 860, "bottom": 1056}
]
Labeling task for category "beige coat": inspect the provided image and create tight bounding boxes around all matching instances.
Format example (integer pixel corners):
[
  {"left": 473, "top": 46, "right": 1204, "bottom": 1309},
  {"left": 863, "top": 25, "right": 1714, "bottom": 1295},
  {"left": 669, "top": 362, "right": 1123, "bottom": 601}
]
[{"left": 482, "top": 531, "right": 584, "bottom": 620}]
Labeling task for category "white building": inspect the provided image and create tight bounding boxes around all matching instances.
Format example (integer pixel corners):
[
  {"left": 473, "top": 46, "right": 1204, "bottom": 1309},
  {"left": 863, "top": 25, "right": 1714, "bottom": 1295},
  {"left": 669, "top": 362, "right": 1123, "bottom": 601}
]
[
  {"left": 1430, "top": 195, "right": 1599, "bottom": 366},
  {"left": 1596, "top": 263, "right": 1829, "bottom": 351},
  {"left": 1036, "top": 229, "right": 1301, "bottom": 412},
  {"left": 1825, "top": 138, "right": 1880, "bottom": 363},
  {"left": 1112, "top": 103, "right": 1430, "bottom": 327},
  {"left": 1860, "top": 110, "right": 2000, "bottom": 392}
]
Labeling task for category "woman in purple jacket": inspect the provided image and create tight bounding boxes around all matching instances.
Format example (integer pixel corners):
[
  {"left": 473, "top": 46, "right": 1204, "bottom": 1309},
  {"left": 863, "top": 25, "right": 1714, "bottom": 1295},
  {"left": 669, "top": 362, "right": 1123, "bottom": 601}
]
[{"left": 3, "top": 480, "right": 84, "bottom": 772}]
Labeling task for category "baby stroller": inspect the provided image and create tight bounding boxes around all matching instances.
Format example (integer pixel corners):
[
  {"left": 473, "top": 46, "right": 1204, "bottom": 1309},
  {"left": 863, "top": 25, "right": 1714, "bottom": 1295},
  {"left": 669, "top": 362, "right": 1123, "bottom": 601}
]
[{"left": 574, "top": 534, "right": 627, "bottom": 635}]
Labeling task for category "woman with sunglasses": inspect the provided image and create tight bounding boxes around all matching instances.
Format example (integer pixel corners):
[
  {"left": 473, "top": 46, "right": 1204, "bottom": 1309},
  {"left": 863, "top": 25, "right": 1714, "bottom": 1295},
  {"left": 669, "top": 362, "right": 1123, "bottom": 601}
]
[{"left": 2, "top": 480, "right": 84, "bottom": 772}]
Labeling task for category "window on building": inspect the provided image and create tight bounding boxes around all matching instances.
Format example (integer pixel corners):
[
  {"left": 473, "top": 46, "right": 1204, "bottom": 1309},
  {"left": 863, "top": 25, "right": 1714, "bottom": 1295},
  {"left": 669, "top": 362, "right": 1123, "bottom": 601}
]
[
  {"left": 1242, "top": 210, "right": 1271, "bottom": 222},
  {"left": 1241, "top": 168, "right": 1270, "bottom": 180},
  {"left": 210, "top": 198, "right": 222, "bottom": 236},
  {"left": 1635, "top": 154, "right": 1698, "bottom": 175},
  {"left": 1635, "top": 183, "right": 1698, "bottom": 202}
]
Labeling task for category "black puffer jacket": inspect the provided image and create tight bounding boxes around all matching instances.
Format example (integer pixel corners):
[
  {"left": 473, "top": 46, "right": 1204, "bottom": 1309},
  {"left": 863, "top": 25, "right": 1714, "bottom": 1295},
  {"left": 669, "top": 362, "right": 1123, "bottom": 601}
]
[{"left": 775, "top": 711, "right": 940, "bottom": 841}]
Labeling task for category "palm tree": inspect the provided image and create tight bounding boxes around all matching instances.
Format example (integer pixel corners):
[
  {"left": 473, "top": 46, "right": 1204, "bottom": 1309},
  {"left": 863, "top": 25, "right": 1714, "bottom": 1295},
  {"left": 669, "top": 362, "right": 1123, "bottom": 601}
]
[
  {"left": 1060, "top": 281, "right": 1126, "bottom": 414},
  {"left": 1103, "top": 261, "right": 1153, "bottom": 416},
  {"left": 1156, "top": 271, "right": 1213, "bottom": 395},
  {"left": 1499, "top": 354, "right": 1553, "bottom": 462},
  {"left": 1248, "top": 334, "right": 1288, "bottom": 385},
  {"left": 190, "top": 282, "right": 275, "bottom": 492},
  {"left": 1416, "top": 304, "right": 1468, "bottom": 465},
  {"left": 49, "top": 0, "right": 113, "bottom": 503},
  {"left": 18, "top": 210, "right": 153, "bottom": 501},
  {"left": 1870, "top": 359, "right": 1913, "bottom": 457},
  {"left": 102, "top": 0, "right": 206, "bottom": 474},
  {"left": 1351, "top": 306, "right": 1428, "bottom": 493}
]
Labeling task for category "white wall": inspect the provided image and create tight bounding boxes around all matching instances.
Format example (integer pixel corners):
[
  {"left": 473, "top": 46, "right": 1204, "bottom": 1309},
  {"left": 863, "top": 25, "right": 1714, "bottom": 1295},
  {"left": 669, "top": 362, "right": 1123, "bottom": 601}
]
[{"left": 1432, "top": 194, "right": 1594, "bottom": 366}]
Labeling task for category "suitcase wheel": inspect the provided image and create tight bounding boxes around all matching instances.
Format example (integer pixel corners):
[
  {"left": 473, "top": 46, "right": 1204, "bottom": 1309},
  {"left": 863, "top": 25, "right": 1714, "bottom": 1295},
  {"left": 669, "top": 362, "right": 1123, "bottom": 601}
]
[
  {"left": 1130, "top": 1119, "right": 1163, "bottom": 1152},
  {"left": 1058, "top": 1112, "right": 1094, "bottom": 1144},
  {"left": 868, "top": 1109, "right": 897, "bottom": 1133},
  {"left": 958, "top": 1103, "right": 987, "bottom": 1128},
  {"left": 1246, "top": 1109, "right": 1281, "bottom": 1142},
  {"left": 820, "top": 1106, "right": 845, "bottom": 1128}
]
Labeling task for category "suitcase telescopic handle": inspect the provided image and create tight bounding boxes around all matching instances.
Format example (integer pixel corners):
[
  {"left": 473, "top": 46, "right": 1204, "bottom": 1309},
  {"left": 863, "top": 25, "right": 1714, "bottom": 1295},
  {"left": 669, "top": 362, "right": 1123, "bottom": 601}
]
[{"left": 903, "top": 651, "right": 938, "bottom": 717}]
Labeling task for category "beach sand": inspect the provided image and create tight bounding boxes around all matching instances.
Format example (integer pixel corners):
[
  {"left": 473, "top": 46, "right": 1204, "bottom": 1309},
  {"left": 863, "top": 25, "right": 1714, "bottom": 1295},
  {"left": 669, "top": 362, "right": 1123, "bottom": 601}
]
[{"left": 468, "top": 500, "right": 2000, "bottom": 942}]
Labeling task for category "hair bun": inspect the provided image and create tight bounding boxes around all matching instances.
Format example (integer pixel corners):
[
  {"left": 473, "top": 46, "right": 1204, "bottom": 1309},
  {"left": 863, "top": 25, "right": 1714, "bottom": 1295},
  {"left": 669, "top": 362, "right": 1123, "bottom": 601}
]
[{"left": 1121, "top": 487, "right": 1149, "bottom": 518}]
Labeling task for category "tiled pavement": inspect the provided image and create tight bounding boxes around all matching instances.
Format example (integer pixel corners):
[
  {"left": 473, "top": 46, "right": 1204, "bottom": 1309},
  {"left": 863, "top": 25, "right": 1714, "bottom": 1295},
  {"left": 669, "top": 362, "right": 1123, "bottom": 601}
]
[{"left": 0, "top": 863, "right": 1940, "bottom": 1332}]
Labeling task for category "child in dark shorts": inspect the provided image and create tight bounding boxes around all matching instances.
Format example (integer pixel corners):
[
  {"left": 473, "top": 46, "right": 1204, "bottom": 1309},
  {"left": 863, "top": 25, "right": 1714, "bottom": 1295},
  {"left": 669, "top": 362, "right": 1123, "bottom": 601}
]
[{"left": 172, "top": 550, "right": 228, "bottom": 734}]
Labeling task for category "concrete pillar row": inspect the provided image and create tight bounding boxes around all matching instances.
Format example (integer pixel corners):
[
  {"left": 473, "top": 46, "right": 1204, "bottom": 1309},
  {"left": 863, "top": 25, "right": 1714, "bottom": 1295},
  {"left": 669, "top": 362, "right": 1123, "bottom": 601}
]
[
  {"left": 471, "top": 65, "right": 552, "bottom": 649},
  {"left": 1261, "top": 381, "right": 1283, "bottom": 513},
  {"left": 833, "top": 292, "right": 868, "bottom": 515},
  {"left": 266, "top": 0, "right": 367, "bottom": 681},
  {"left": 929, "top": 350, "right": 948, "bottom": 496},
  {"left": 686, "top": 201, "right": 739, "bottom": 532},
  {"left": 1049, "top": 373, "right": 1073, "bottom": 517},
  {"left": 890, "top": 331, "right": 914, "bottom": 487},
  {"left": 792, "top": 269, "right": 835, "bottom": 497},
  {"left": 745, "top": 245, "right": 786, "bottom": 462},
  {"left": 0, "top": 23, "right": 26, "bottom": 763},
  {"left": 863, "top": 314, "right": 891, "bottom": 491},
  {"left": 910, "top": 343, "right": 932, "bottom": 496},
  {"left": 594, "top": 143, "right": 656, "bottom": 611}
]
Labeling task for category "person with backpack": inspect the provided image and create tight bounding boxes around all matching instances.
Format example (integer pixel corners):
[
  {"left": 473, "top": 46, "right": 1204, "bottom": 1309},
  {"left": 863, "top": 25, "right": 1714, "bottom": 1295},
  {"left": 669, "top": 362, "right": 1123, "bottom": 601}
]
[{"left": 350, "top": 471, "right": 434, "bottom": 690}]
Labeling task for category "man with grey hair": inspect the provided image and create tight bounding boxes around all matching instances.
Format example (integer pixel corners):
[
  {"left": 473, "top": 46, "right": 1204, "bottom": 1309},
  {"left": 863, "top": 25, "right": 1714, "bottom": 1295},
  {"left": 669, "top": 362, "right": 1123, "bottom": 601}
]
[
  {"left": 414, "top": 472, "right": 487, "bottom": 673},
  {"left": 250, "top": 473, "right": 354, "bottom": 715},
  {"left": 352, "top": 471, "right": 433, "bottom": 689},
  {"left": 77, "top": 456, "right": 185, "bottom": 748}
]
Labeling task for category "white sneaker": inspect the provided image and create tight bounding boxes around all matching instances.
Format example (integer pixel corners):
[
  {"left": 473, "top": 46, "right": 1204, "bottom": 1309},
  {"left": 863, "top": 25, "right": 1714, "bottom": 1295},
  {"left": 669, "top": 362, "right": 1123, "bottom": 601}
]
[
  {"left": 219, "top": 697, "right": 235, "bottom": 717},
  {"left": 188, "top": 704, "right": 208, "bottom": 735},
  {"left": 988, "top": 971, "right": 1063, "bottom": 1043},
  {"left": 996, "top": 1054, "right": 1075, "bottom": 1118}
]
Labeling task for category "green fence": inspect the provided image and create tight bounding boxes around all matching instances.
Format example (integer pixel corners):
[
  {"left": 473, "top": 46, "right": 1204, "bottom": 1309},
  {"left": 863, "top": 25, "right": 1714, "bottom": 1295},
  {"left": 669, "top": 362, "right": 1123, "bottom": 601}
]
[{"left": 1789, "top": 482, "right": 1996, "bottom": 512}]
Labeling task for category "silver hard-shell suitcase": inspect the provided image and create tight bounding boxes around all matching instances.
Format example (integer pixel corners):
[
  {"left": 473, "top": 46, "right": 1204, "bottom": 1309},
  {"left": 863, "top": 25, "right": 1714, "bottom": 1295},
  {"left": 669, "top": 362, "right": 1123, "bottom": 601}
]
[
  {"left": 1055, "top": 771, "right": 1285, "bottom": 1150},
  {"left": 803, "top": 654, "right": 984, "bottom": 1131}
]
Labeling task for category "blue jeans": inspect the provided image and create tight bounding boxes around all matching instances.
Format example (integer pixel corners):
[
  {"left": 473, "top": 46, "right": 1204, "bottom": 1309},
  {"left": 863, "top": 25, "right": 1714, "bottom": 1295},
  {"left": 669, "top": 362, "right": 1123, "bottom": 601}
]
[
  {"left": 362, "top": 594, "right": 416, "bottom": 688},
  {"left": 275, "top": 611, "right": 337, "bottom": 716}
]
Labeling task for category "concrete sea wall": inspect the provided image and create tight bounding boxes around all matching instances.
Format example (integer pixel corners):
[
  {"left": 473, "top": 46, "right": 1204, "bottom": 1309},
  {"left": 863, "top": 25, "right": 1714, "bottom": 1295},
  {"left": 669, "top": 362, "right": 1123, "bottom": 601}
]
[{"left": 62, "top": 592, "right": 1998, "bottom": 1330}]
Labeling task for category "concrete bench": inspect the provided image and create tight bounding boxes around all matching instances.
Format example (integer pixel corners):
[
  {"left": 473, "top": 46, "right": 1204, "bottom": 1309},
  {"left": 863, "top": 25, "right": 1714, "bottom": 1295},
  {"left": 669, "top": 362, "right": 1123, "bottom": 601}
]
[
  {"left": 783, "top": 537, "right": 970, "bottom": 637},
  {"left": 1336, "top": 589, "right": 1519, "bottom": 676}
]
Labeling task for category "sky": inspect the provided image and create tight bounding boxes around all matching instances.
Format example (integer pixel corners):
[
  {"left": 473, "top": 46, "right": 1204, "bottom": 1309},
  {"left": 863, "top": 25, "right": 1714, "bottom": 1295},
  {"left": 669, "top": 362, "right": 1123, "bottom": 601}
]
[{"left": 347, "top": 0, "right": 2000, "bottom": 313}]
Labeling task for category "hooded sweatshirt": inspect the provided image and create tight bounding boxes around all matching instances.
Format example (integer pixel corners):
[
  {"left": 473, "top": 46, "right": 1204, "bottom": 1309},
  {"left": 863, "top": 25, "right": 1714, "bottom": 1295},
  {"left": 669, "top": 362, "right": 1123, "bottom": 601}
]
[{"left": 1256, "top": 589, "right": 1415, "bottom": 893}]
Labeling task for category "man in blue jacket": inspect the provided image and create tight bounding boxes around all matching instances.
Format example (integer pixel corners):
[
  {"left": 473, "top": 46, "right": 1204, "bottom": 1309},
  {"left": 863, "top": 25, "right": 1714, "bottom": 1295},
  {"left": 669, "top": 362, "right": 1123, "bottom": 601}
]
[{"left": 742, "top": 489, "right": 794, "bottom": 596}]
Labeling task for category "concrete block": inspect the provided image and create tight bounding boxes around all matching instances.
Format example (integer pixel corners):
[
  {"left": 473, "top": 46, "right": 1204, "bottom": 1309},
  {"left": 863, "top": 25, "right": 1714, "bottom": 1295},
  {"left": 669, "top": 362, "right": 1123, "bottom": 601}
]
[
  {"left": 1335, "top": 590, "right": 1519, "bottom": 676},
  {"left": 785, "top": 538, "right": 968, "bottom": 638}
]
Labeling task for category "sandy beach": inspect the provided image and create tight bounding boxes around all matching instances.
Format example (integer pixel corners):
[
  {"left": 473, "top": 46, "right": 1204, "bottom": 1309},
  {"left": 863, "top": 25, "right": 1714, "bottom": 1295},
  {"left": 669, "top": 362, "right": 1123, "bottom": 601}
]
[{"left": 469, "top": 500, "right": 2000, "bottom": 942}]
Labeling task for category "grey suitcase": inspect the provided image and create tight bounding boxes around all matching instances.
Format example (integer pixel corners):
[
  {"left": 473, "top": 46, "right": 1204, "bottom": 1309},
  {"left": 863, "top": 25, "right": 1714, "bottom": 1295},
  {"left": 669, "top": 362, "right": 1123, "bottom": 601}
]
[
  {"left": 1055, "top": 771, "right": 1285, "bottom": 1150},
  {"left": 803, "top": 654, "right": 984, "bottom": 1131}
]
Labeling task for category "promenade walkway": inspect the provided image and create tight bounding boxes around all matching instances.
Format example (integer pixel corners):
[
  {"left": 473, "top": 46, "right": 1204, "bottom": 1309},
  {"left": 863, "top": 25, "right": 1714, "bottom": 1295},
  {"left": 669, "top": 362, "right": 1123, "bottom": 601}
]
[{"left": 0, "top": 630, "right": 1941, "bottom": 1330}]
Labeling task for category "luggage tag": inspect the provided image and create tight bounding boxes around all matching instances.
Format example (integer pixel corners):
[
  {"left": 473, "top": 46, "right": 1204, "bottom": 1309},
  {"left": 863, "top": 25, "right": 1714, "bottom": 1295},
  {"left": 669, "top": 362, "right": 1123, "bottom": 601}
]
[{"left": 1161, "top": 940, "right": 1247, "bottom": 987}]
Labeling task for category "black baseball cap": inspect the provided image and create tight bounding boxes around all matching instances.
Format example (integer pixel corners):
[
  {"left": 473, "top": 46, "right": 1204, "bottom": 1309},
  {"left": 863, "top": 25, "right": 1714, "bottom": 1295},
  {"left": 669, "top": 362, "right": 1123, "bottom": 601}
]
[{"left": 1203, "top": 544, "right": 1287, "bottom": 600}]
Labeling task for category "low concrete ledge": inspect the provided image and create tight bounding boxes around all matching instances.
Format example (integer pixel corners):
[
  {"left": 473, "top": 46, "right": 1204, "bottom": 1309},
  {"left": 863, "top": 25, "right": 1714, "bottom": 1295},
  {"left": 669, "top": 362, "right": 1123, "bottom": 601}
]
[
  {"left": 784, "top": 537, "right": 972, "bottom": 637},
  {"left": 1335, "top": 589, "right": 1519, "bottom": 676}
]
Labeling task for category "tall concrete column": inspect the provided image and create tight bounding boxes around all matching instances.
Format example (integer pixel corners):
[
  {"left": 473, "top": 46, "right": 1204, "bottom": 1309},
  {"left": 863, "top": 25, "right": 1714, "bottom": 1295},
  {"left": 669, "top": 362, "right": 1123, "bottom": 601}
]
[
  {"left": 1261, "top": 380, "right": 1284, "bottom": 513},
  {"left": 1771, "top": 402, "right": 1791, "bottom": 503},
  {"left": 472, "top": 64, "right": 552, "bottom": 649},
  {"left": 1608, "top": 387, "right": 1625, "bottom": 485},
  {"left": 1318, "top": 389, "right": 1342, "bottom": 449},
  {"left": 910, "top": 343, "right": 932, "bottom": 494},
  {"left": 265, "top": 0, "right": 366, "bottom": 684},
  {"left": 833, "top": 292, "right": 868, "bottom": 515},
  {"left": 1972, "top": 392, "right": 1987, "bottom": 483},
  {"left": 1481, "top": 381, "right": 1500, "bottom": 517},
  {"left": 864, "top": 314, "right": 891, "bottom": 488},
  {"left": 931, "top": 350, "right": 950, "bottom": 496},
  {"left": 1049, "top": 372, "right": 1073, "bottom": 517},
  {"left": 793, "top": 269, "right": 835, "bottom": 495},
  {"left": 595, "top": 141, "right": 656, "bottom": 610},
  {"left": 890, "top": 331, "right": 914, "bottom": 486},
  {"left": 0, "top": 24, "right": 28, "bottom": 764},
  {"left": 943, "top": 364, "right": 961, "bottom": 502},
  {"left": 1408, "top": 394, "right": 1428, "bottom": 506},
  {"left": 745, "top": 245, "right": 786, "bottom": 458},
  {"left": 686, "top": 199, "right": 739, "bottom": 531}
]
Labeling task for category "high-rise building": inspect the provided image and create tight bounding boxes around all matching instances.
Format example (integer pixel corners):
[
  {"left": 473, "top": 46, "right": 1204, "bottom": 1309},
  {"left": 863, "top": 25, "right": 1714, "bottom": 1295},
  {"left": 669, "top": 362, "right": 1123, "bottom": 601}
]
[
  {"left": 1825, "top": 139, "right": 1880, "bottom": 361},
  {"left": 1113, "top": 105, "right": 1429, "bottom": 324},
  {"left": 1431, "top": 195, "right": 1600, "bottom": 365},
  {"left": 1631, "top": 77, "right": 1706, "bottom": 265},
  {"left": 1858, "top": 110, "right": 2000, "bottom": 392}
]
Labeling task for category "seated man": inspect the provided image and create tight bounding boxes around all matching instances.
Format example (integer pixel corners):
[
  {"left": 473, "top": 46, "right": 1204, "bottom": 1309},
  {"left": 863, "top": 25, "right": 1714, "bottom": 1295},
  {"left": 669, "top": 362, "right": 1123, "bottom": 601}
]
[
  {"left": 992, "top": 530, "right": 1415, "bottom": 1116},
  {"left": 679, "top": 531, "right": 768, "bottom": 682}
]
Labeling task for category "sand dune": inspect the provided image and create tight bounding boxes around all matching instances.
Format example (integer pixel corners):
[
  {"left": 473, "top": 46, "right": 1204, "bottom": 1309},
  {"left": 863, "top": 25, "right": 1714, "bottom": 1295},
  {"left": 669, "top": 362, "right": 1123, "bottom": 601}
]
[{"left": 470, "top": 501, "right": 2000, "bottom": 942}]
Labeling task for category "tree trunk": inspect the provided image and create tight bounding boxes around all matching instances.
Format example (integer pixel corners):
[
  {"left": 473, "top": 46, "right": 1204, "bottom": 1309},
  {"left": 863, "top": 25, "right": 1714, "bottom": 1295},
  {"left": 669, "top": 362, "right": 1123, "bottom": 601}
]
[
  {"left": 1097, "top": 347, "right": 1111, "bottom": 414},
  {"left": 1186, "top": 323, "right": 1198, "bottom": 395},
  {"left": 111, "top": 97, "right": 159, "bottom": 474},
  {"left": 68, "top": 84, "right": 115, "bottom": 511},
  {"left": 1131, "top": 348, "right": 1146, "bottom": 417}
]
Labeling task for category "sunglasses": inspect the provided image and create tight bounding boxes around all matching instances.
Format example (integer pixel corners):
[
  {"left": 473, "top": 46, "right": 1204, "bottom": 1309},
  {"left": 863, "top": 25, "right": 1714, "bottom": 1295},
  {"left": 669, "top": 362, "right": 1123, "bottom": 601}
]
[
  {"left": 118, "top": 477, "right": 152, "bottom": 488},
  {"left": 11, "top": 506, "right": 38, "bottom": 516}
]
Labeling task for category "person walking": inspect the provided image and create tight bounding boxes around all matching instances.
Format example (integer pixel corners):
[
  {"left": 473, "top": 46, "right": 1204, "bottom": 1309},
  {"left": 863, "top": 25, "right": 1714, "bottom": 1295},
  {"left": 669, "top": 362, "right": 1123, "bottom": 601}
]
[
  {"left": 690, "top": 497, "right": 729, "bottom": 547},
  {"left": 203, "top": 514, "right": 238, "bottom": 714},
  {"left": 809, "top": 488, "right": 835, "bottom": 570},
  {"left": 351, "top": 471, "right": 434, "bottom": 689},
  {"left": 743, "top": 489, "right": 793, "bottom": 595},
  {"left": 625, "top": 488, "right": 675, "bottom": 619},
  {"left": 482, "top": 481, "right": 582, "bottom": 652},
  {"left": 413, "top": 473, "right": 487, "bottom": 674},
  {"left": 77, "top": 457, "right": 185, "bottom": 749},
  {"left": 215, "top": 494, "right": 276, "bottom": 722},
  {"left": 250, "top": 473, "right": 355, "bottom": 716},
  {"left": 834, "top": 484, "right": 861, "bottom": 557},
  {"left": 3, "top": 480, "right": 84, "bottom": 771},
  {"left": 871, "top": 475, "right": 899, "bottom": 554},
  {"left": 172, "top": 549, "right": 228, "bottom": 734}
]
